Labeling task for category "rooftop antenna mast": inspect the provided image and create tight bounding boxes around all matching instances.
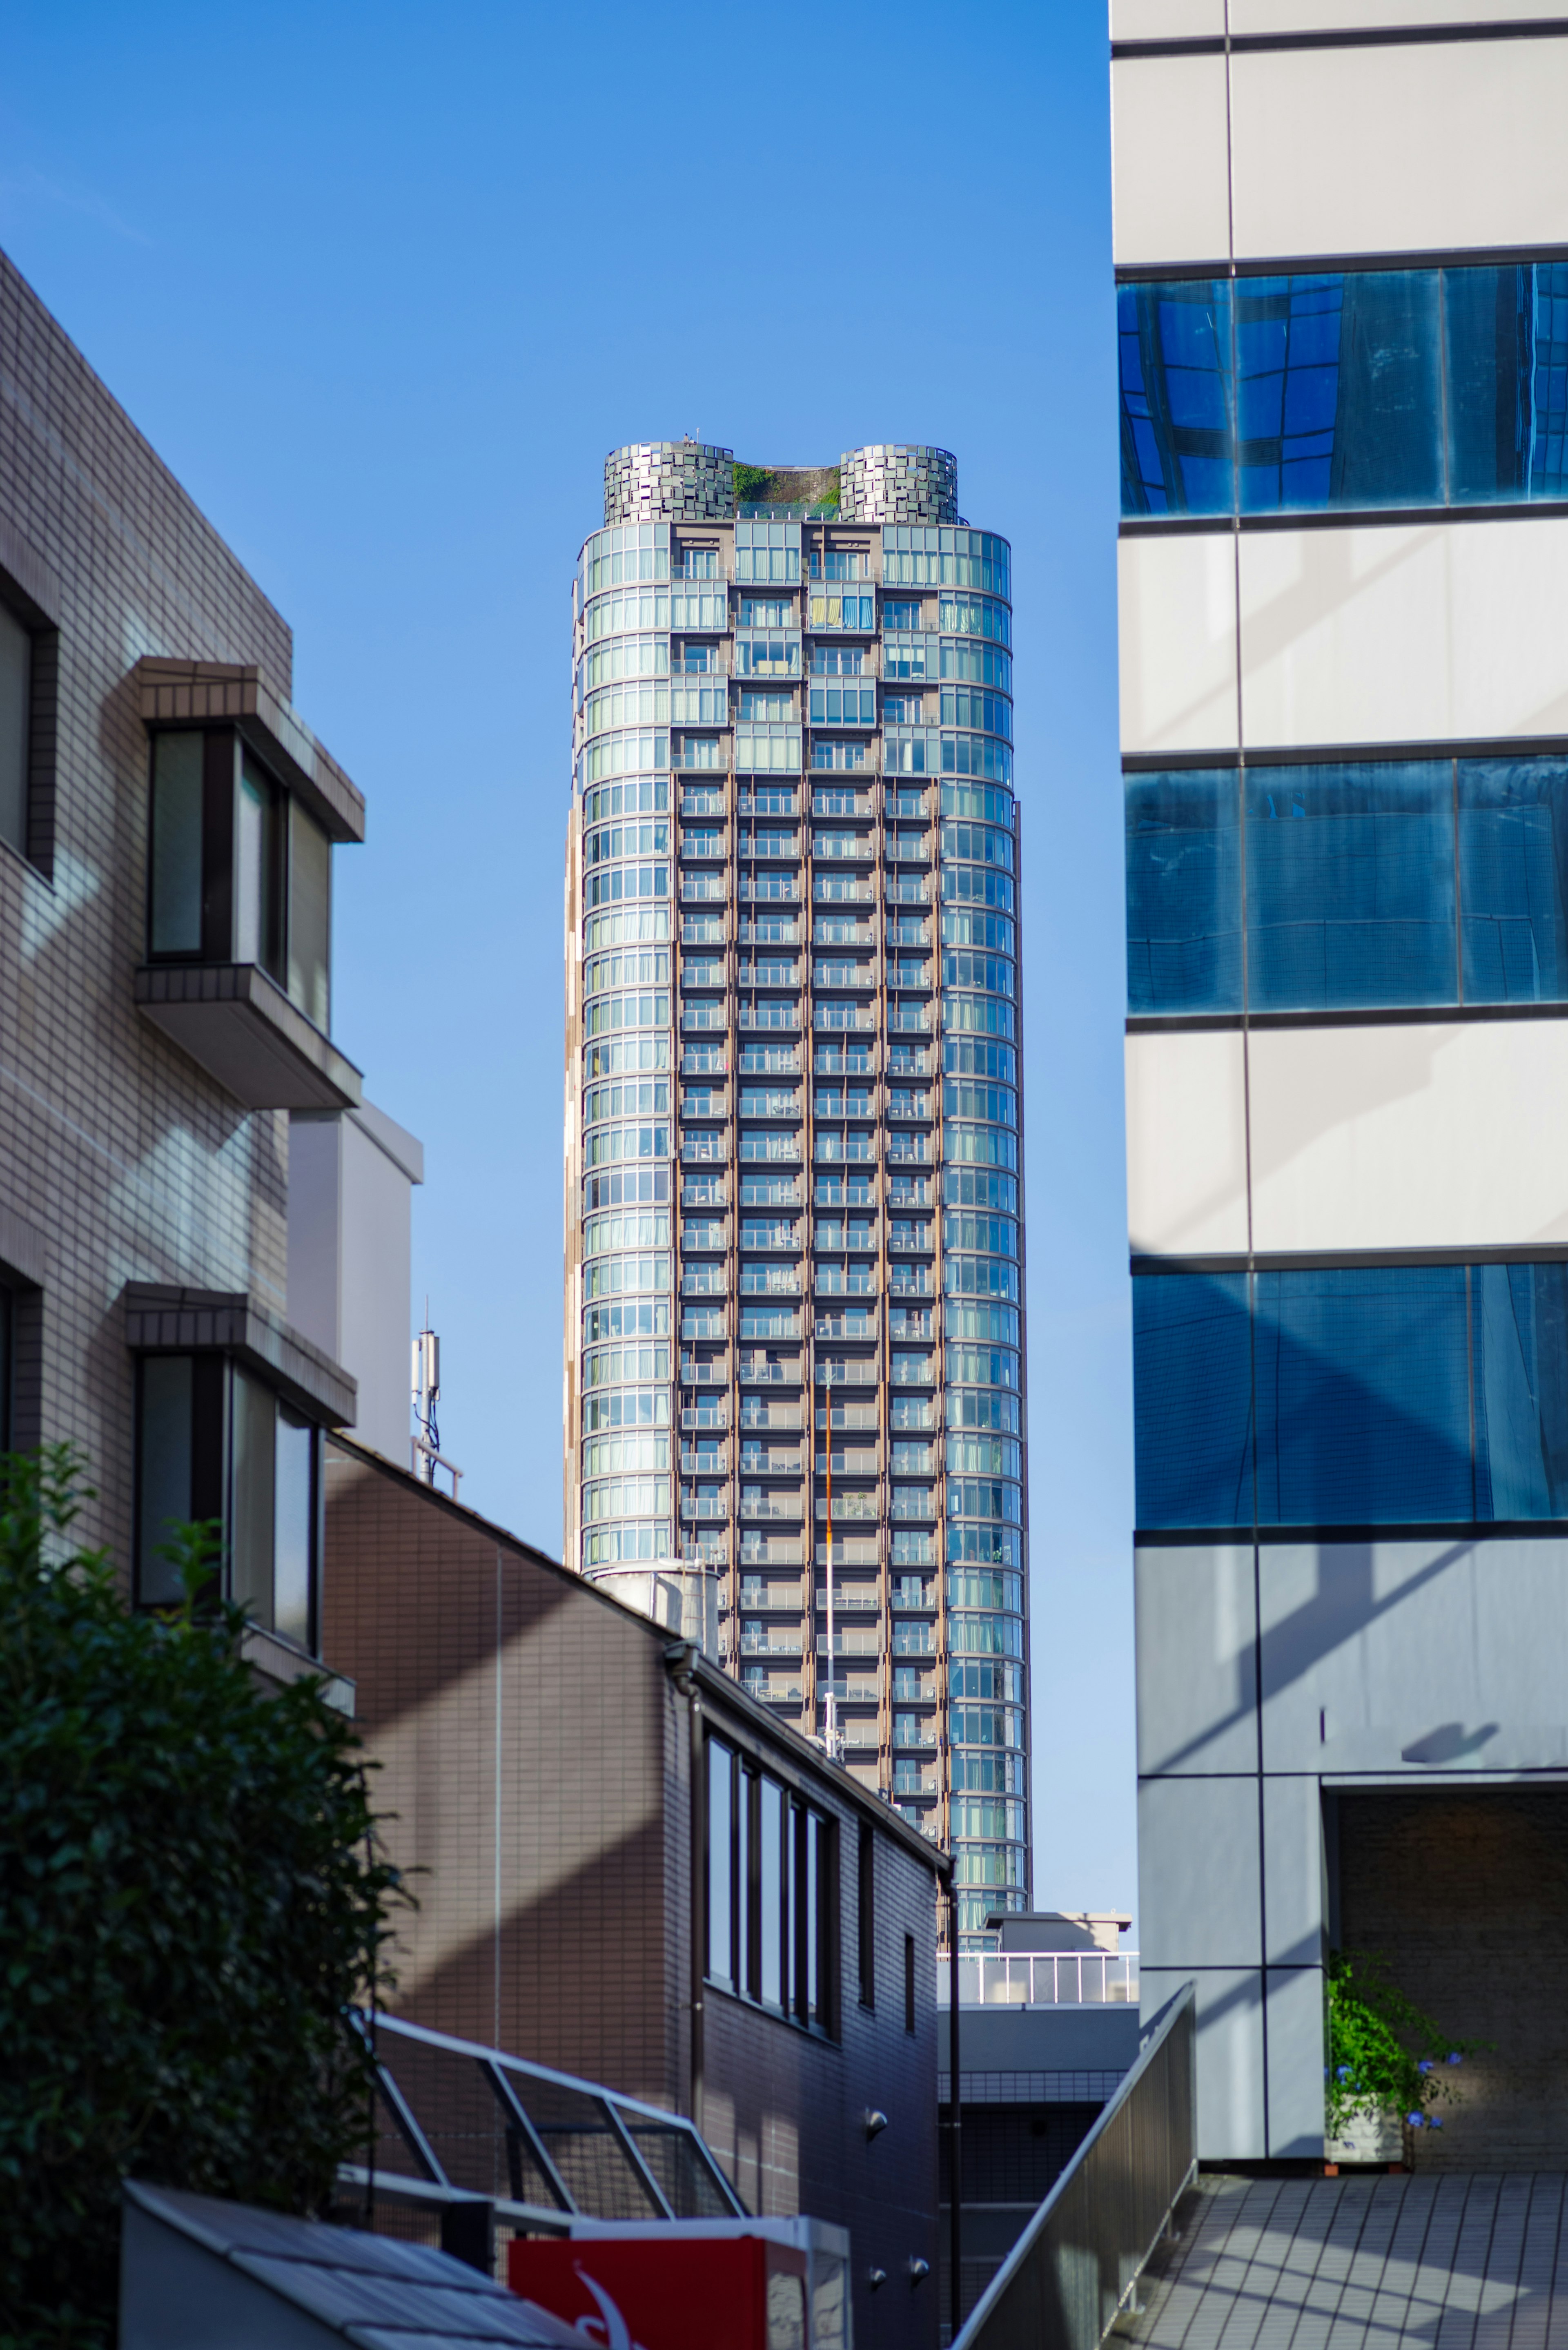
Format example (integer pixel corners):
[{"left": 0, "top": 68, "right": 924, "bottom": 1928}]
[{"left": 412, "top": 1301, "right": 463, "bottom": 1498}]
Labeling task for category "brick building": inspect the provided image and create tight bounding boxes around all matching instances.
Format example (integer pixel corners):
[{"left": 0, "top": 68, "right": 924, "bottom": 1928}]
[
  {"left": 323, "top": 1431, "right": 950, "bottom": 2348},
  {"left": 0, "top": 244, "right": 395, "bottom": 1690}
]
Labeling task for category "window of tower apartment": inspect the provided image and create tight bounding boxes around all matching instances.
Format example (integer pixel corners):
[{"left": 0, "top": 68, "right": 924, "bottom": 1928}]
[
  {"left": 146, "top": 729, "right": 333, "bottom": 1032},
  {"left": 706, "top": 1735, "right": 838, "bottom": 2035},
  {"left": 0, "top": 586, "right": 56, "bottom": 871},
  {"left": 134, "top": 1353, "right": 323, "bottom": 1655}
]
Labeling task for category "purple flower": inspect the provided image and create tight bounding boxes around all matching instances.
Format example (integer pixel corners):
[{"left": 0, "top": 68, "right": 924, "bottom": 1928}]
[
  {"left": 1336, "top": 2065, "right": 1352, "bottom": 2079},
  {"left": 1407, "top": 2112, "right": 1425, "bottom": 2127},
  {"left": 1418, "top": 2060, "right": 1433, "bottom": 2075},
  {"left": 1447, "top": 2053, "right": 1463, "bottom": 2067},
  {"left": 1429, "top": 2116, "right": 1444, "bottom": 2129}
]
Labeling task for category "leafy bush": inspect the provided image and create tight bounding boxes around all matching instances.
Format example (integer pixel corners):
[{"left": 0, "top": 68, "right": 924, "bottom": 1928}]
[
  {"left": 1325, "top": 1949, "right": 1485, "bottom": 2138},
  {"left": 0, "top": 1448, "right": 404, "bottom": 2349}
]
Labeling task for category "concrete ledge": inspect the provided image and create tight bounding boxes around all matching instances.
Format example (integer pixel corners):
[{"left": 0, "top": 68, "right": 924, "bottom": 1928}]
[
  {"left": 136, "top": 961, "right": 363, "bottom": 1112},
  {"left": 123, "top": 1282, "right": 357, "bottom": 1427},
  {"left": 134, "top": 656, "right": 366, "bottom": 844},
  {"left": 240, "top": 1622, "right": 355, "bottom": 1716}
]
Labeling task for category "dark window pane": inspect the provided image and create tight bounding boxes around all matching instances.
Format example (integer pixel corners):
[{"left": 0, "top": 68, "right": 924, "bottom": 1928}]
[
  {"left": 0, "top": 602, "right": 30, "bottom": 857},
  {"left": 1125, "top": 769, "right": 1241, "bottom": 1014},
  {"left": 1446, "top": 264, "right": 1532, "bottom": 502},
  {"left": 287, "top": 799, "right": 332, "bottom": 1030},
  {"left": 1132, "top": 1273, "right": 1252, "bottom": 1528},
  {"left": 759, "top": 1777, "right": 783, "bottom": 2009},
  {"left": 1239, "top": 272, "right": 1441, "bottom": 513},
  {"left": 1254, "top": 1267, "right": 1472, "bottom": 1525},
  {"left": 149, "top": 734, "right": 203, "bottom": 953},
  {"left": 236, "top": 756, "right": 283, "bottom": 978},
  {"left": 1245, "top": 761, "right": 1455, "bottom": 1010},
  {"left": 1118, "top": 280, "right": 1234, "bottom": 517},
  {"left": 1459, "top": 758, "right": 1568, "bottom": 1003},
  {"left": 1474, "top": 1264, "right": 1568, "bottom": 1519},
  {"left": 138, "top": 1355, "right": 193, "bottom": 1603}
]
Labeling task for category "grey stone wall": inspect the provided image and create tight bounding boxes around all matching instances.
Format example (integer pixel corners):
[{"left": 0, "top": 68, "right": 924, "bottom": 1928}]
[
  {"left": 603, "top": 441, "right": 735, "bottom": 525},
  {"left": 840, "top": 444, "right": 958, "bottom": 525}
]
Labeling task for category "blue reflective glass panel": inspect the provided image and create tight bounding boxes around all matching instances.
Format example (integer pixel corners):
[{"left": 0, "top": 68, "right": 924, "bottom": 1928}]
[
  {"left": 1125, "top": 771, "right": 1242, "bottom": 1014},
  {"left": 1459, "top": 760, "right": 1568, "bottom": 1003},
  {"left": 1253, "top": 1267, "right": 1473, "bottom": 1524},
  {"left": 1237, "top": 273, "right": 1441, "bottom": 514},
  {"left": 1474, "top": 1263, "right": 1568, "bottom": 1518},
  {"left": 1132, "top": 1274, "right": 1252, "bottom": 1527},
  {"left": 1118, "top": 281, "right": 1234, "bottom": 517},
  {"left": 1446, "top": 263, "right": 1568, "bottom": 503},
  {"left": 1245, "top": 762, "right": 1456, "bottom": 1010}
]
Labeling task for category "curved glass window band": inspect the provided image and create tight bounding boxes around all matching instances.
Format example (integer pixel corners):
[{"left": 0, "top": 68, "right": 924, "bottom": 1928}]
[{"left": 1121, "top": 263, "right": 1568, "bottom": 519}]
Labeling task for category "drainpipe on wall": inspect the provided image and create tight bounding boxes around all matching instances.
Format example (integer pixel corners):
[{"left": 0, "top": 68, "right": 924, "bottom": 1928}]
[{"left": 666, "top": 1642, "right": 704, "bottom": 2134}]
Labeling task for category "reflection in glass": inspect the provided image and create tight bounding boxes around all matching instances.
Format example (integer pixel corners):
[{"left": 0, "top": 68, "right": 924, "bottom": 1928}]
[
  {"left": 759, "top": 1775, "right": 783, "bottom": 2010},
  {"left": 707, "top": 1739, "right": 733, "bottom": 1987},
  {"left": 1459, "top": 760, "right": 1568, "bottom": 1002},
  {"left": 1475, "top": 1264, "right": 1568, "bottom": 1518},
  {"left": 1118, "top": 279, "right": 1233, "bottom": 516},
  {"left": 1132, "top": 1271, "right": 1252, "bottom": 1529},
  {"left": 1253, "top": 1266, "right": 1473, "bottom": 1525},
  {"left": 1245, "top": 762, "right": 1455, "bottom": 1010},
  {"left": 1238, "top": 272, "right": 1441, "bottom": 512},
  {"left": 137, "top": 1356, "right": 193, "bottom": 1604},
  {"left": 1125, "top": 770, "right": 1241, "bottom": 1014}
]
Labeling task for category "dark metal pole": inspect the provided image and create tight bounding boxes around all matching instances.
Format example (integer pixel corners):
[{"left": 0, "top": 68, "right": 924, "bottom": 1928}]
[{"left": 949, "top": 1888, "right": 962, "bottom": 2342}]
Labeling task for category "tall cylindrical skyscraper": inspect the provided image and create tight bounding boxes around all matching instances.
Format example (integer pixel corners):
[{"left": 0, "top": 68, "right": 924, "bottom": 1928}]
[{"left": 564, "top": 444, "right": 1029, "bottom": 1936}]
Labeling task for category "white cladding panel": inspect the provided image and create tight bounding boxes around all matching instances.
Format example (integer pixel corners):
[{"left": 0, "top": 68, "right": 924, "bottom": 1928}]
[
  {"left": 1140, "top": 1967, "right": 1267, "bottom": 2161},
  {"left": 1110, "top": 53, "right": 1232, "bottom": 267},
  {"left": 1247, "top": 1021, "right": 1568, "bottom": 1256},
  {"left": 1117, "top": 533, "right": 1239, "bottom": 756},
  {"left": 1262, "top": 1776, "right": 1323, "bottom": 1965},
  {"left": 1139, "top": 1775, "right": 1263, "bottom": 1966},
  {"left": 1265, "top": 1968, "right": 1326, "bottom": 2158},
  {"left": 1230, "top": 39, "right": 1568, "bottom": 259},
  {"left": 1258, "top": 1538, "right": 1568, "bottom": 1775},
  {"left": 1238, "top": 517, "right": 1568, "bottom": 751},
  {"left": 1135, "top": 1544, "right": 1258, "bottom": 1776},
  {"left": 1234, "top": 0, "right": 1568, "bottom": 24},
  {"left": 1125, "top": 1030, "right": 1249, "bottom": 1257}
]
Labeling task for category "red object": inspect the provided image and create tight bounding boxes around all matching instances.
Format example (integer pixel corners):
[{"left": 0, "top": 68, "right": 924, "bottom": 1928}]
[{"left": 509, "top": 2235, "right": 810, "bottom": 2350}]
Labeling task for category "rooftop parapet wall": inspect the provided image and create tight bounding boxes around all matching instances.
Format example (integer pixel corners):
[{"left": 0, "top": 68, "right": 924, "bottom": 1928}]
[
  {"left": 603, "top": 440, "right": 735, "bottom": 524},
  {"left": 840, "top": 443, "right": 958, "bottom": 524}
]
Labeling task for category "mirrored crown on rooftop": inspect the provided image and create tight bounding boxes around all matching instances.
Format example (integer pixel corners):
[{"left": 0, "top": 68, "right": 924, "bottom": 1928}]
[{"left": 601, "top": 440, "right": 958, "bottom": 525}]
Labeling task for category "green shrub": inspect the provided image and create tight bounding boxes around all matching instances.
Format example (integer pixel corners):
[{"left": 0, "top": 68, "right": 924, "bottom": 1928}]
[
  {"left": 1326, "top": 1949, "right": 1485, "bottom": 2140},
  {"left": 0, "top": 1448, "right": 404, "bottom": 2349},
  {"left": 733, "top": 462, "right": 771, "bottom": 504}
]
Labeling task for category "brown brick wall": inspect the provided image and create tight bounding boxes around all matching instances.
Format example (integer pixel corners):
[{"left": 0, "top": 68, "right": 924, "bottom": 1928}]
[
  {"left": 324, "top": 1436, "right": 943, "bottom": 2349},
  {"left": 1338, "top": 1787, "right": 1568, "bottom": 2169},
  {"left": 0, "top": 247, "right": 295, "bottom": 1559}
]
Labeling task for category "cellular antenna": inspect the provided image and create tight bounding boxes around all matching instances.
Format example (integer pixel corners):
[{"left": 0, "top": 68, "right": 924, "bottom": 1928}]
[{"left": 411, "top": 1300, "right": 462, "bottom": 1497}]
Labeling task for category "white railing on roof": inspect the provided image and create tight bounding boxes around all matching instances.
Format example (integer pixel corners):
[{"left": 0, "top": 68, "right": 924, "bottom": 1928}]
[{"left": 938, "top": 1950, "right": 1140, "bottom": 2007}]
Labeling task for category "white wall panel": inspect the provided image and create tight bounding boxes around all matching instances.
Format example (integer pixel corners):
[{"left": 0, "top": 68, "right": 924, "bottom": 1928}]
[
  {"left": 1118, "top": 532, "right": 1239, "bottom": 756},
  {"left": 1111, "top": 0, "right": 1227, "bottom": 36},
  {"left": 1136, "top": 1545, "right": 1259, "bottom": 1776},
  {"left": 1230, "top": 40, "right": 1568, "bottom": 259},
  {"left": 1259, "top": 1538, "right": 1568, "bottom": 1774},
  {"left": 1238, "top": 517, "right": 1568, "bottom": 751},
  {"left": 1263, "top": 1777, "right": 1323, "bottom": 1965},
  {"left": 1234, "top": 0, "right": 1568, "bottom": 28},
  {"left": 1140, "top": 1775, "right": 1261, "bottom": 1966},
  {"left": 1126, "top": 1030, "right": 1249, "bottom": 1257},
  {"left": 1141, "top": 1968, "right": 1266, "bottom": 2160},
  {"left": 1111, "top": 54, "right": 1232, "bottom": 268},
  {"left": 1265, "top": 1968, "right": 1326, "bottom": 2158},
  {"left": 1248, "top": 1020, "right": 1568, "bottom": 1256}
]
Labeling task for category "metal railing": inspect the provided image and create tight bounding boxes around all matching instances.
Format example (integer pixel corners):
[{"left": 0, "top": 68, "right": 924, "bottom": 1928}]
[
  {"left": 949, "top": 1984, "right": 1195, "bottom": 2350},
  {"left": 940, "top": 1952, "right": 1141, "bottom": 2008}
]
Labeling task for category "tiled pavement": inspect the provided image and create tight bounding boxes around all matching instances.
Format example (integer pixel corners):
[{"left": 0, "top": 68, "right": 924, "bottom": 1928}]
[{"left": 1121, "top": 2174, "right": 1568, "bottom": 2350}]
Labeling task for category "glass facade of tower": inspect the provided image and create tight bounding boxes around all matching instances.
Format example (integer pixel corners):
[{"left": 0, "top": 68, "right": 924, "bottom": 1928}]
[{"left": 564, "top": 447, "right": 1029, "bottom": 1936}]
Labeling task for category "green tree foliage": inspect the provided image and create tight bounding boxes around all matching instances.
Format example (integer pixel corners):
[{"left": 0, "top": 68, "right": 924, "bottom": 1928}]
[
  {"left": 0, "top": 1448, "right": 405, "bottom": 2349},
  {"left": 1325, "top": 1949, "right": 1485, "bottom": 2138}
]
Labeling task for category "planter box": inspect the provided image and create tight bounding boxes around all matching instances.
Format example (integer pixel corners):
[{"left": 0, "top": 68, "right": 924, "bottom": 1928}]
[{"left": 1326, "top": 2103, "right": 1403, "bottom": 2165}]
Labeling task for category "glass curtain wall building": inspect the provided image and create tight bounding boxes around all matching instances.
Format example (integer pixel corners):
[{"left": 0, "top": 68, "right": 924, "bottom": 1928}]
[
  {"left": 1113, "top": 4, "right": 1568, "bottom": 2163},
  {"left": 562, "top": 442, "right": 1029, "bottom": 1935}
]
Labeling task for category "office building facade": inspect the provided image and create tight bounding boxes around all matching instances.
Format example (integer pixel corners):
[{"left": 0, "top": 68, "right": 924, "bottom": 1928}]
[
  {"left": 563, "top": 444, "right": 1030, "bottom": 1934},
  {"left": 1115, "top": 1, "right": 1568, "bottom": 2158}
]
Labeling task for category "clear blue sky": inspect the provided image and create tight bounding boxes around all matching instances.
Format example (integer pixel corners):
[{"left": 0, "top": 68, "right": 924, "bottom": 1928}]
[{"left": 1, "top": 0, "right": 1135, "bottom": 1923}]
